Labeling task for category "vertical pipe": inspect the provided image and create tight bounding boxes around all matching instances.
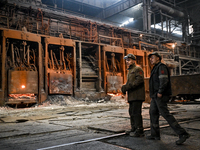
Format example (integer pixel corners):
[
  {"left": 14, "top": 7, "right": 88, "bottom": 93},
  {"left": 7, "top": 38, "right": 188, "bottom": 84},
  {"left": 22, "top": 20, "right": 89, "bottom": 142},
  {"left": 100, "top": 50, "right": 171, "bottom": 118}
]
[
  {"left": 7, "top": 17, "right": 9, "bottom": 29},
  {"left": 144, "top": 52, "right": 147, "bottom": 77},
  {"left": 38, "top": 42, "right": 42, "bottom": 103},
  {"left": 143, "top": 0, "right": 147, "bottom": 32},
  {"left": 182, "top": 21, "right": 187, "bottom": 42},
  {"left": 147, "top": 0, "right": 151, "bottom": 33},
  {"left": 111, "top": 53, "right": 116, "bottom": 75},
  {"left": 57, "top": 21, "right": 59, "bottom": 34},
  {"left": 179, "top": 60, "right": 182, "bottom": 75},
  {"left": 73, "top": 44, "right": 76, "bottom": 95},
  {"left": 62, "top": 49, "right": 66, "bottom": 70},
  {"left": 59, "top": 49, "right": 62, "bottom": 70},
  {"left": 161, "top": 13, "right": 163, "bottom": 36},
  {"left": 97, "top": 45, "right": 101, "bottom": 92},
  {"left": 51, "top": 50, "right": 54, "bottom": 69},
  {"left": 102, "top": 49, "right": 106, "bottom": 92},
  {"left": 79, "top": 42, "right": 82, "bottom": 90},
  {"left": 37, "top": 22, "right": 38, "bottom": 34},
  {"left": 11, "top": 44, "right": 15, "bottom": 67},
  {"left": 166, "top": 17, "right": 168, "bottom": 38},
  {"left": 169, "top": 19, "right": 171, "bottom": 38},
  {"left": 0, "top": 35, "right": 6, "bottom": 105},
  {"left": 154, "top": 13, "right": 156, "bottom": 34},
  {"left": 45, "top": 41, "right": 48, "bottom": 97},
  {"left": 23, "top": 42, "right": 26, "bottom": 60},
  {"left": 38, "top": 41, "right": 46, "bottom": 103},
  {"left": 122, "top": 50, "right": 126, "bottom": 84},
  {"left": 142, "top": 52, "right": 146, "bottom": 77},
  {"left": 199, "top": 62, "right": 200, "bottom": 73},
  {"left": 145, "top": 52, "right": 150, "bottom": 77},
  {"left": 27, "top": 45, "right": 30, "bottom": 65}
]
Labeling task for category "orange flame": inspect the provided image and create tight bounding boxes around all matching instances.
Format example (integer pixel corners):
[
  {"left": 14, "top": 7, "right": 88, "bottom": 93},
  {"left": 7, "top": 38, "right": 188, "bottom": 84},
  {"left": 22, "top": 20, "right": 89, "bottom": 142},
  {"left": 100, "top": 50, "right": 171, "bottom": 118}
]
[
  {"left": 107, "top": 93, "right": 122, "bottom": 97},
  {"left": 9, "top": 94, "right": 35, "bottom": 99}
]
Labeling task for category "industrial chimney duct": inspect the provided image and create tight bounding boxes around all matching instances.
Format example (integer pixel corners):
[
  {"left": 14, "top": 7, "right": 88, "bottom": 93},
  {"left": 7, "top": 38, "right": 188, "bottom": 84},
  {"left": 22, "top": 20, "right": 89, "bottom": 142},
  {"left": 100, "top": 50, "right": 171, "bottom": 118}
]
[{"left": 151, "top": 1, "right": 184, "bottom": 17}]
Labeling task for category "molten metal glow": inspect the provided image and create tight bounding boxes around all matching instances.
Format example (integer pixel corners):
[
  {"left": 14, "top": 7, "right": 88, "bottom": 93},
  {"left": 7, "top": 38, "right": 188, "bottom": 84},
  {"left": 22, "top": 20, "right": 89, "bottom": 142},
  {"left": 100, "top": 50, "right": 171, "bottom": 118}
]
[
  {"left": 9, "top": 94, "right": 35, "bottom": 99},
  {"left": 21, "top": 85, "right": 25, "bottom": 89},
  {"left": 107, "top": 93, "right": 122, "bottom": 97}
]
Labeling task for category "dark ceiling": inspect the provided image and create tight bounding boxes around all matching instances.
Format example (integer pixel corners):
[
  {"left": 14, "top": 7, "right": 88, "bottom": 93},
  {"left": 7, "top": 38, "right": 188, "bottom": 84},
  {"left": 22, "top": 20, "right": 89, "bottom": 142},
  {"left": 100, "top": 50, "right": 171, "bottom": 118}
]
[{"left": 41, "top": 0, "right": 200, "bottom": 32}]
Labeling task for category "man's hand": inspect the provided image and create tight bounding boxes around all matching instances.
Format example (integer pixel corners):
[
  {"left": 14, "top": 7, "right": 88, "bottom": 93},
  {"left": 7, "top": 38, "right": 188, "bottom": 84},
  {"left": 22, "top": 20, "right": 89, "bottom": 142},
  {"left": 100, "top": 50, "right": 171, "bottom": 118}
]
[
  {"left": 121, "top": 85, "right": 126, "bottom": 94},
  {"left": 157, "top": 93, "right": 162, "bottom": 98}
]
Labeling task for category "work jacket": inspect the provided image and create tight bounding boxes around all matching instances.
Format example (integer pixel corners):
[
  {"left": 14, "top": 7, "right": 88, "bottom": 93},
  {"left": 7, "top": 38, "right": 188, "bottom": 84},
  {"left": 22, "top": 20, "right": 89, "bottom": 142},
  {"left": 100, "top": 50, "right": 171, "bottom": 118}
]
[
  {"left": 121, "top": 63, "right": 145, "bottom": 102},
  {"left": 149, "top": 62, "right": 172, "bottom": 98}
]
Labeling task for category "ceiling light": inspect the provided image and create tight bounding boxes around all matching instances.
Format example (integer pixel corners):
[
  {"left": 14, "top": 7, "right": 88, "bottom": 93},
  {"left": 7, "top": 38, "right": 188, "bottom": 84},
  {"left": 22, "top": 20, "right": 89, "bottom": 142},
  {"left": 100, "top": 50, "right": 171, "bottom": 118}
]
[
  {"left": 129, "top": 18, "right": 134, "bottom": 22},
  {"left": 124, "top": 21, "right": 129, "bottom": 25},
  {"left": 119, "top": 18, "right": 134, "bottom": 27}
]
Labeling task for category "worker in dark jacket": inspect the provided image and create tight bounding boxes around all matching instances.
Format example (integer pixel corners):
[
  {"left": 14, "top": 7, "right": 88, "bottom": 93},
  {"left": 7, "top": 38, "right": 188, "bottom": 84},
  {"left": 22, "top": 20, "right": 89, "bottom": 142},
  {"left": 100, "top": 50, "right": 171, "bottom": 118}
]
[
  {"left": 146, "top": 52, "right": 190, "bottom": 145},
  {"left": 121, "top": 53, "right": 145, "bottom": 137}
]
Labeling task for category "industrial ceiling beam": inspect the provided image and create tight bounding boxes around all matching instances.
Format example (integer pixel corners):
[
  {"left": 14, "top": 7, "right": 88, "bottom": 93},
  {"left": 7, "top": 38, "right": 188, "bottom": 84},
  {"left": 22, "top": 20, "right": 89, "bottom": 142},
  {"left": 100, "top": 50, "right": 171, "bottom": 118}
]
[
  {"left": 96, "top": 0, "right": 143, "bottom": 19},
  {"left": 151, "top": 1, "right": 185, "bottom": 17}
]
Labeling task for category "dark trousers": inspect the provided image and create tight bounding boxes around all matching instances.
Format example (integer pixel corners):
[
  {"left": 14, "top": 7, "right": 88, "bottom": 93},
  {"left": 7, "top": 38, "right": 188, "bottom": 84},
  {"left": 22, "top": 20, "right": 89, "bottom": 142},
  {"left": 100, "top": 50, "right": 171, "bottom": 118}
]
[
  {"left": 150, "top": 95, "right": 186, "bottom": 137},
  {"left": 129, "top": 101, "right": 143, "bottom": 131}
]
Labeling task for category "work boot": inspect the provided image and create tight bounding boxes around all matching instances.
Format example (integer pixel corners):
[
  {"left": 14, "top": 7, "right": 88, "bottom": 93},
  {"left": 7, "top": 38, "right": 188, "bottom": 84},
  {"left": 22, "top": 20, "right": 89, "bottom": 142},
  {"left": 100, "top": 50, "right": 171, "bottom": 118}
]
[
  {"left": 125, "top": 128, "right": 136, "bottom": 135},
  {"left": 176, "top": 133, "right": 190, "bottom": 145},
  {"left": 130, "top": 129, "right": 144, "bottom": 137},
  {"left": 146, "top": 135, "right": 161, "bottom": 140}
]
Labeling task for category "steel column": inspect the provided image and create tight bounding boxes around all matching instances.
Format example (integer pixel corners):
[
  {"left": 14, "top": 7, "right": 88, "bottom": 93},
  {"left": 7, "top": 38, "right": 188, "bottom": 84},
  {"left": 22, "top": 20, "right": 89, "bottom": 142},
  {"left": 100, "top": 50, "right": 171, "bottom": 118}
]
[
  {"left": 166, "top": 17, "right": 168, "bottom": 38},
  {"left": 38, "top": 42, "right": 43, "bottom": 103},
  {"left": 147, "top": 0, "right": 151, "bottom": 33},
  {"left": 0, "top": 35, "right": 6, "bottom": 105},
  {"left": 102, "top": 48, "right": 106, "bottom": 91},
  {"left": 143, "top": 0, "right": 148, "bottom": 32},
  {"left": 97, "top": 45, "right": 102, "bottom": 92},
  {"left": 121, "top": 52, "right": 125, "bottom": 84},
  {"left": 179, "top": 60, "right": 182, "bottom": 75},
  {"left": 161, "top": 13, "right": 163, "bottom": 36},
  {"left": 73, "top": 44, "right": 76, "bottom": 95},
  {"left": 153, "top": 12, "right": 156, "bottom": 34},
  {"left": 44, "top": 41, "right": 48, "bottom": 97},
  {"left": 79, "top": 42, "right": 82, "bottom": 90}
]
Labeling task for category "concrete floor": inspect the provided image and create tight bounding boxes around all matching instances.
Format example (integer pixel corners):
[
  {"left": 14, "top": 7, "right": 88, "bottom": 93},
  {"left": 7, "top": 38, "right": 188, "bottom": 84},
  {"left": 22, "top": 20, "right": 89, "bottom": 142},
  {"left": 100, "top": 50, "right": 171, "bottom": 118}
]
[{"left": 0, "top": 96, "right": 200, "bottom": 150}]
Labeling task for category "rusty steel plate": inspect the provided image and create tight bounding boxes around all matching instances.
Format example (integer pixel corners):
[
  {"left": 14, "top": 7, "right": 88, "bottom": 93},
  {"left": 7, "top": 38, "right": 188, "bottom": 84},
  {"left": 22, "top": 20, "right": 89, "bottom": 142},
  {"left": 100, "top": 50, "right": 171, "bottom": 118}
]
[
  {"left": 8, "top": 71, "right": 38, "bottom": 94},
  {"left": 107, "top": 75, "right": 123, "bottom": 93},
  {"left": 171, "top": 74, "right": 200, "bottom": 96},
  {"left": 49, "top": 72, "right": 73, "bottom": 94},
  {"left": 103, "top": 45, "right": 124, "bottom": 53}
]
